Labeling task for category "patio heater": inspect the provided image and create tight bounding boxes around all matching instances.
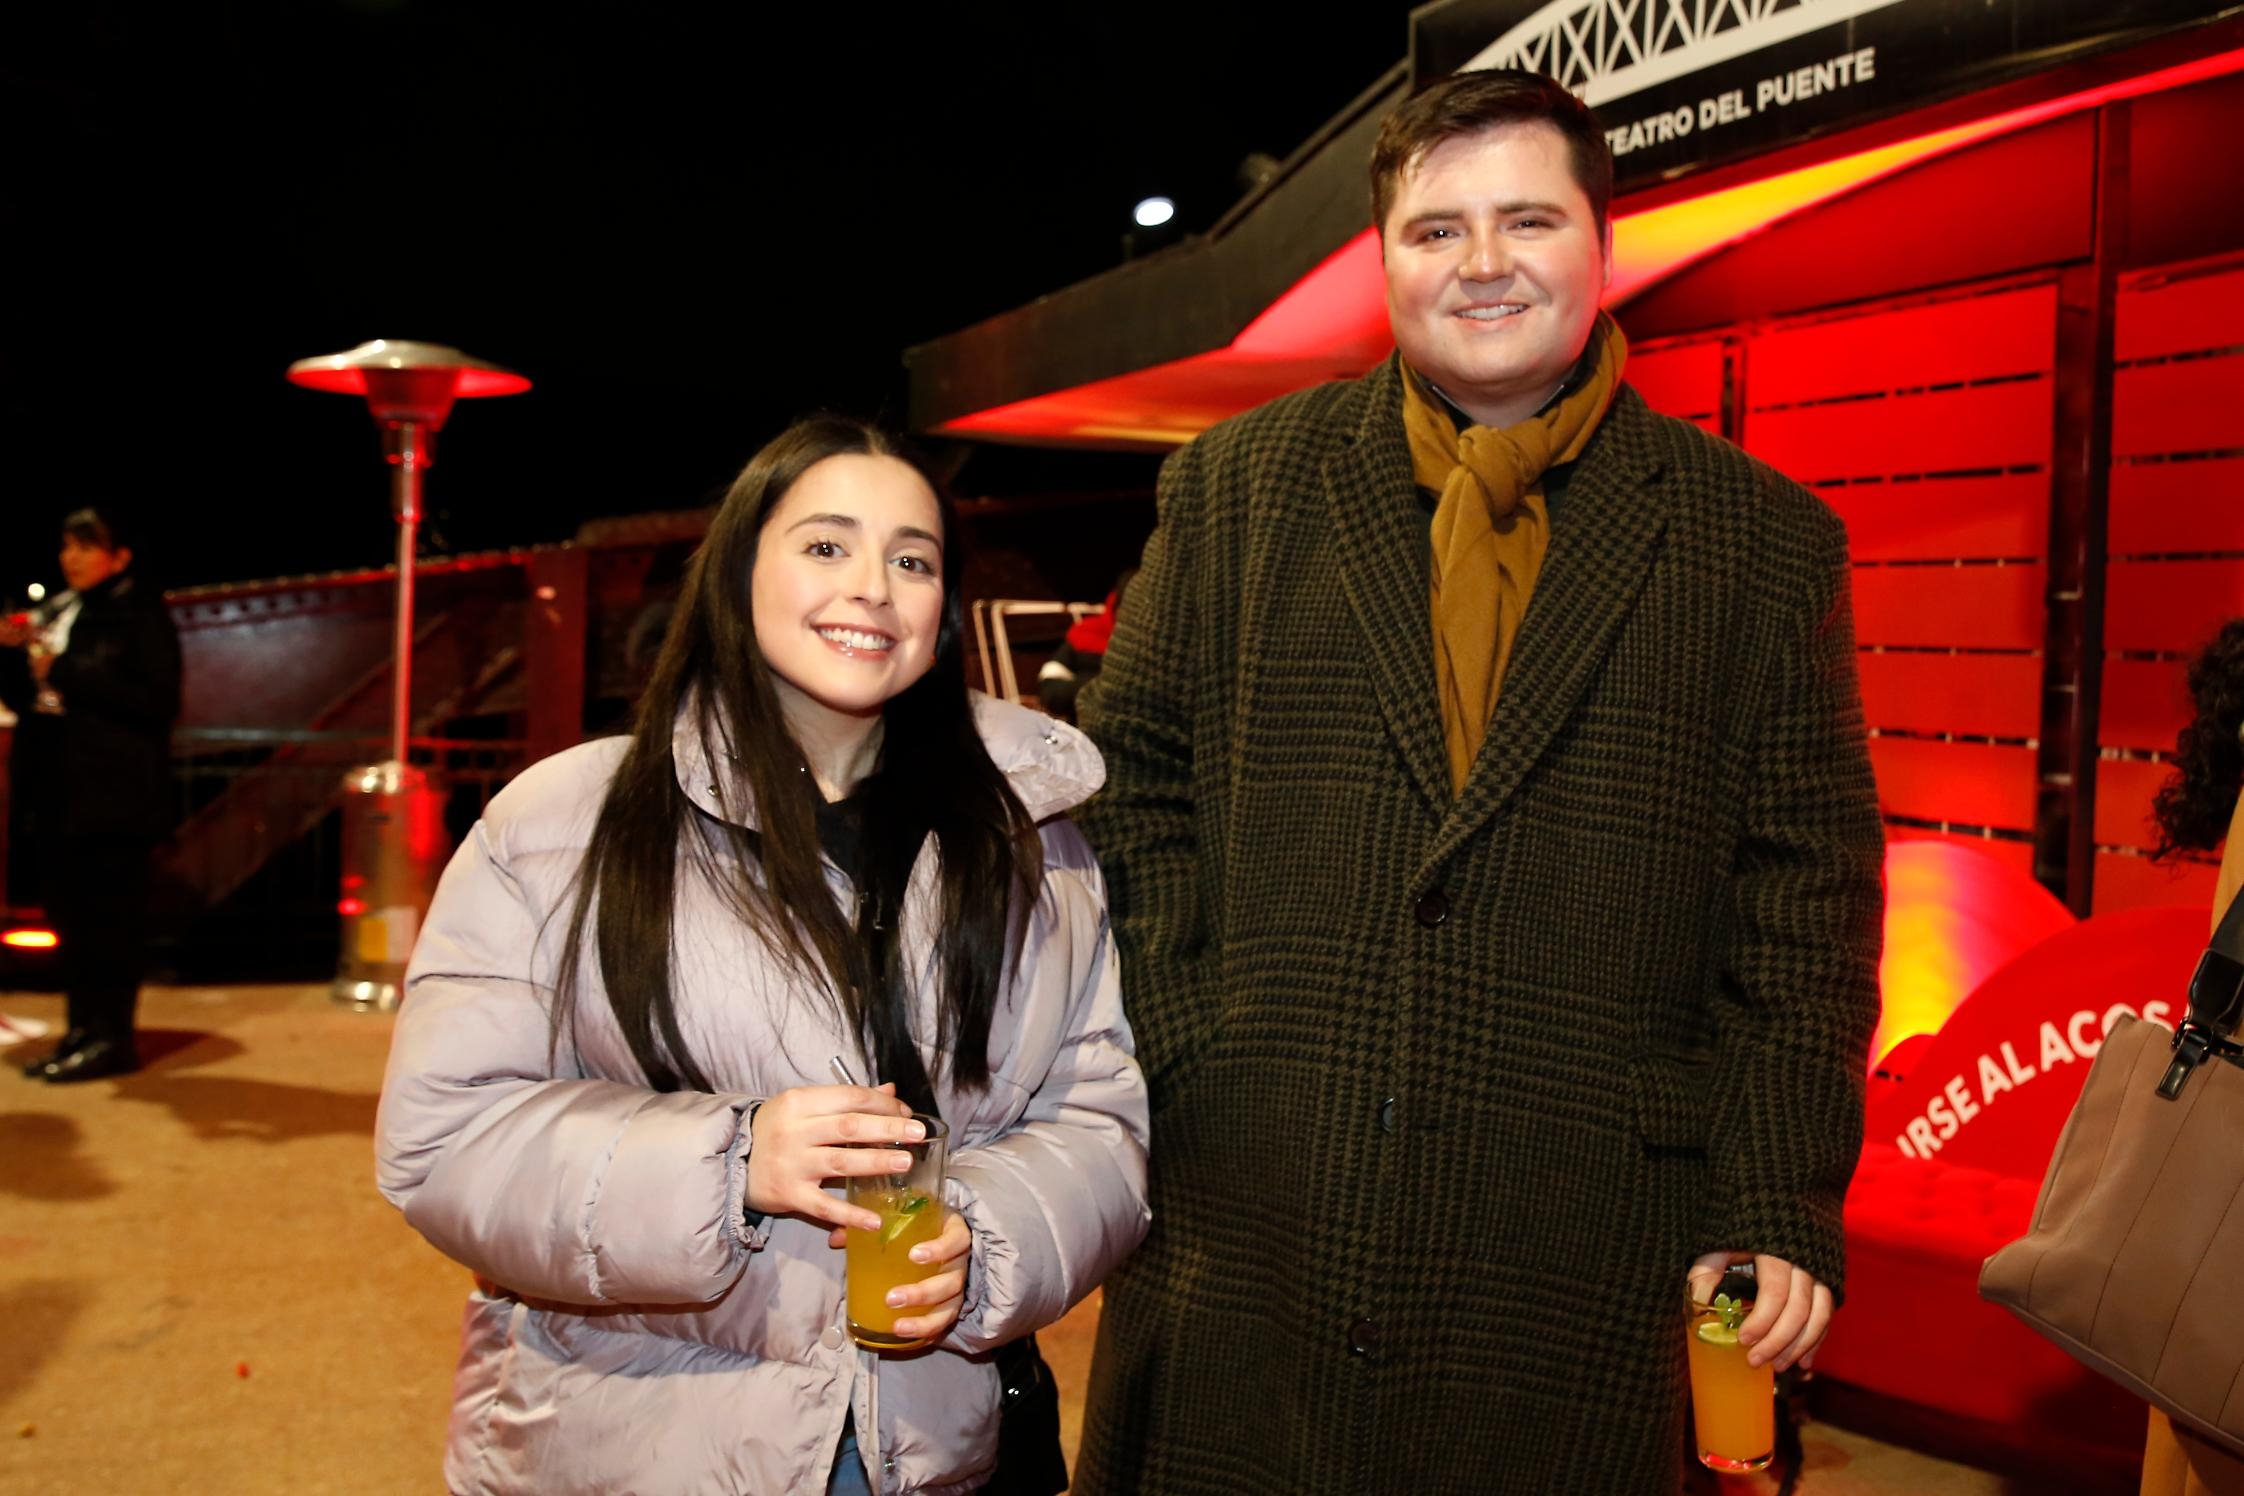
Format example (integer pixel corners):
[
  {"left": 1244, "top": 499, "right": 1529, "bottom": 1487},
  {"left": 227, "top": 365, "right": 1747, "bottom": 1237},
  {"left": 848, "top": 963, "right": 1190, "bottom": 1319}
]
[{"left": 287, "top": 340, "right": 529, "bottom": 1011}]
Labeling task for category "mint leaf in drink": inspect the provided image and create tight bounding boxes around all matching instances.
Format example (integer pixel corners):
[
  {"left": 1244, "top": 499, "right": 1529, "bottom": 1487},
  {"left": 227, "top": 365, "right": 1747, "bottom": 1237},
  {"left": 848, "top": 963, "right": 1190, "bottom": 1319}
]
[{"left": 879, "top": 1192, "right": 932, "bottom": 1245}]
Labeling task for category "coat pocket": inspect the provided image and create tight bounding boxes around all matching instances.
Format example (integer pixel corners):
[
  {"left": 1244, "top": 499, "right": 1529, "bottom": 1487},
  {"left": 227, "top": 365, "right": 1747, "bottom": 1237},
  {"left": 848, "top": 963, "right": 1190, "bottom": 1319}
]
[{"left": 1628, "top": 1052, "right": 1715, "bottom": 1153}]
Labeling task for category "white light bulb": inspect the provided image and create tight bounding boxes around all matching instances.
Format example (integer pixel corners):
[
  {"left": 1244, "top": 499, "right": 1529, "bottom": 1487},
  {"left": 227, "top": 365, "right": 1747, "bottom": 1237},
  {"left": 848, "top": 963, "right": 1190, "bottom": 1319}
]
[
  {"left": 1133, "top": 197, "right": 1176, "bottom": 228},
  {"left": 26, "top": 584, "right": 45, "bottom": 603}
]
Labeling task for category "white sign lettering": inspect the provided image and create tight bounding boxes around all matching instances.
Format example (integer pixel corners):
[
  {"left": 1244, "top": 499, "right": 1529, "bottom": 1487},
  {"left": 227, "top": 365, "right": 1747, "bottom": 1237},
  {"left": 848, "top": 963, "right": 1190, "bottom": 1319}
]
[
  {"left": 1893, "top": 1000, "right": 2173, "bottom": 1159},
  {"left": 1605, "top": 47, "right": 1877, "bottom": 159}
]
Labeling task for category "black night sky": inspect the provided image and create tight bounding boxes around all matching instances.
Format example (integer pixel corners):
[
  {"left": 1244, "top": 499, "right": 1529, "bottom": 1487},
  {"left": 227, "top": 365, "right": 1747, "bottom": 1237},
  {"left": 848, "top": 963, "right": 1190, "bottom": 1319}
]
[{"left": 5, "top": 2, "right": 1424, "bottom": 597}]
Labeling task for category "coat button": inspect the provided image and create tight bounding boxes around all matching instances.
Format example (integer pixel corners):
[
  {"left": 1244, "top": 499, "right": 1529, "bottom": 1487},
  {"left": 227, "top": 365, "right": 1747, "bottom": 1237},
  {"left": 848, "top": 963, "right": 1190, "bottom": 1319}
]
[
  {"left": 1414, "top": 890, "right": 1449, "bottom": 928},
  {"left": 1348, "top": 1318, "right": 1383, "bottom": 1356},
  {"left": 820, "top": 1325, "right": 845, "bottom": 1351},
  {"left": 1378, "top": 1097, "right": 1396, "bottom": 1133}
]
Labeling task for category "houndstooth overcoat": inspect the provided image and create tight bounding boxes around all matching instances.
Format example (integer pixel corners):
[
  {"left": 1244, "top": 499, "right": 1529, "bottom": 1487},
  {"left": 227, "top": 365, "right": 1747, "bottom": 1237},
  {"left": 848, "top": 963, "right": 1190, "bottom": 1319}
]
[{"left": 1073, "top": 354, "right": 1885, "bottom": 1495}]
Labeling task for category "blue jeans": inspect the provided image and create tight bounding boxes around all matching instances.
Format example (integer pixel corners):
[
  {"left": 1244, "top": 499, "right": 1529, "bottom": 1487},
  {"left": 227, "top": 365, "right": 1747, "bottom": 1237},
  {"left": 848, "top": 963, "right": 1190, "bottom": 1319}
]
[{"left": 828, "top": 1416, "right": 873, "bottom": 1496}]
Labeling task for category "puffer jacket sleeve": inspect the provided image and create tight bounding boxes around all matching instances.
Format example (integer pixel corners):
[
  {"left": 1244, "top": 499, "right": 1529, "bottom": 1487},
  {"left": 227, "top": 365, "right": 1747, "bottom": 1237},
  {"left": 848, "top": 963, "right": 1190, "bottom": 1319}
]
[
  {"left": 941, "top": 820, "right": 1151, "bottom": 1350},
  {"left": 375, "top": 797, "right": 764, "bottom": 1309}
]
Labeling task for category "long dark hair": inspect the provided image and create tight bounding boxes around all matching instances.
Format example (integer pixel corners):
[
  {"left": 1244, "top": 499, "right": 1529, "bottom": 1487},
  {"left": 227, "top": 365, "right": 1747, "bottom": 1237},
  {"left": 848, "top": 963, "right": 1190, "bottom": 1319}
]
[
  {"left": 2152, "top": 617, "right": 2244, "bottom": 859},
  {"left": 551, "top": 414, "right": 1045, "bottom": 1095}
]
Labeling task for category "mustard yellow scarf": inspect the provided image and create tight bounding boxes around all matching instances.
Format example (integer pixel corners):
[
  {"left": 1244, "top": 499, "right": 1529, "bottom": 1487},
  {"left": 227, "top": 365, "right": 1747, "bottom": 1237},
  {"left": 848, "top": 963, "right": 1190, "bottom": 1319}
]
[{"left": 1404, "top": 312, "right": 1628, "bottom": 794}]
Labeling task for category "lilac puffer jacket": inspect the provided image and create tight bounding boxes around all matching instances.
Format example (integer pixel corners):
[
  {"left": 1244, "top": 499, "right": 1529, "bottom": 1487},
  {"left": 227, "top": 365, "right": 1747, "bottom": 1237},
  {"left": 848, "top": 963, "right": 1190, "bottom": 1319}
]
[{"left": 375, "top": 696, "right": 1150, "bottom": 1495}]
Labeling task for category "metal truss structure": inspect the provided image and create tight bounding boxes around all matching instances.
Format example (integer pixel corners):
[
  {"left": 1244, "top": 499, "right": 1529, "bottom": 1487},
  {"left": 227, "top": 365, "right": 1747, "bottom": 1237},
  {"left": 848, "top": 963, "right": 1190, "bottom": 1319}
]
[{"left": 1462, "top": 0, "right": 1905, "bottom": 105}]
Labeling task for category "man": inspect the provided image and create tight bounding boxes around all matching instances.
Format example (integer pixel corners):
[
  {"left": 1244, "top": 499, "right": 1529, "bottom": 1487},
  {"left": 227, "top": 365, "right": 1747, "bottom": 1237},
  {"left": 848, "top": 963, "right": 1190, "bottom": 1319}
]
[
  {"left": 1073, "top": 70, "right": 1883, "bottom": 1493},
  {"left": 2, "top": 506, "right": 182, "bottom": 1083}
]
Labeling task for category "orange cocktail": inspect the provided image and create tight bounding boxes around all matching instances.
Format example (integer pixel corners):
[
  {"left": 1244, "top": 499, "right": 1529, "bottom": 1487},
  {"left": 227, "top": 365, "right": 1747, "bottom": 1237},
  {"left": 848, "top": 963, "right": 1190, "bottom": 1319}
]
[
  {"left": 844, "top": 1114, "right": 949, "bottom": 1351},
  {"left": 1687, "top": 1295, "right": 1774, "bottom": 1472},
  {"left": 845, "top": 1185, "right": 945, "bottom": 1347}
]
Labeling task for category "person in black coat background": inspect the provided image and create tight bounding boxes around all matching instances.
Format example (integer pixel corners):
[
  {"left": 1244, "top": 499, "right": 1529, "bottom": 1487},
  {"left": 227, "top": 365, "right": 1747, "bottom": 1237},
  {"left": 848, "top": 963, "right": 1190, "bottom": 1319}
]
[
  {"left": 1034, "top": 568, "right": 1135, "bottom": 723},
  {"left": 1, "top": 506, "right": 182, "bottom": 1082}
]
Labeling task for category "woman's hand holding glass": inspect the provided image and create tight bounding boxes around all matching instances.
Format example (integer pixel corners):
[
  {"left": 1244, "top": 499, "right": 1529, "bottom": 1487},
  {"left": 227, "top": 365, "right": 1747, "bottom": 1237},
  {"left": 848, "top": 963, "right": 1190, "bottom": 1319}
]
[
  {"left": 746, "top": 1083, "right": 974, "bottom": 1343},
  {"left": 746, "top": 1082, "right": 923, "bottom": 1230},
  {"left": 832, "top": 1204, "right": 972, "bottom": 1344}
]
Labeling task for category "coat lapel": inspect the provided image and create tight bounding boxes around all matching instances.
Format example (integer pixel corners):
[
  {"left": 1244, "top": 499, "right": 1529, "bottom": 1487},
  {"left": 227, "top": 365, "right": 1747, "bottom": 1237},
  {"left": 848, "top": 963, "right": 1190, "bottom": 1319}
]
[
  {"left": 1324, "top": 358, "right": 1452, "bottom": 816},
  {"left": 1422, "top": 388, "right": 1671, "bottom": 874}
]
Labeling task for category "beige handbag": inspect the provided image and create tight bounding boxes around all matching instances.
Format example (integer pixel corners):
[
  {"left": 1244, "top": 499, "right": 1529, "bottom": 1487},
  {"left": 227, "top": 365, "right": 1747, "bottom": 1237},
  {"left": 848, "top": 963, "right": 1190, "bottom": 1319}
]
[{"left": 1979, "top": 890, "right": 2244, "bottom": 1459}]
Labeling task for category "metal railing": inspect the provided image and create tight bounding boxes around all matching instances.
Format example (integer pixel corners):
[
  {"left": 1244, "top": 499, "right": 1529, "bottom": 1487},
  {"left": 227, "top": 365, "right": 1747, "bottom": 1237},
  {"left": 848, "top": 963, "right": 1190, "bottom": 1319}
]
[{"left": 969, "top": 599, "right": 1101, "bottom": 705}]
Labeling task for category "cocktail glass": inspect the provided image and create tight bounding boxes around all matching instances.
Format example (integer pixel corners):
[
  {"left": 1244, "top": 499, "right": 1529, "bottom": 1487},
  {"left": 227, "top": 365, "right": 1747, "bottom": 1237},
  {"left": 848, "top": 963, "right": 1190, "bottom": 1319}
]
[
  {"left": 1687, "top": 1269, "right": 1775, "bottom": 1473},
  {"left": 845, "top": 1113, "right": 949, "bottom": 1351}
]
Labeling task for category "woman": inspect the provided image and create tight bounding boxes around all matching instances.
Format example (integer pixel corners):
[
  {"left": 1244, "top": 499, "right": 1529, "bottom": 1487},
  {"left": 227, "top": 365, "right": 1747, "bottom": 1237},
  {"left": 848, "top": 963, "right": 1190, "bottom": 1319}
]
[
  {"left": 375, "top": 416, "right": 1150, "bottom": 1495},
  {"left": 1, "top": 506, "right": 181, "bottom": 1083},
  {"left": 2142, "top": 616, "right": 2244, "bottom": 1496}
]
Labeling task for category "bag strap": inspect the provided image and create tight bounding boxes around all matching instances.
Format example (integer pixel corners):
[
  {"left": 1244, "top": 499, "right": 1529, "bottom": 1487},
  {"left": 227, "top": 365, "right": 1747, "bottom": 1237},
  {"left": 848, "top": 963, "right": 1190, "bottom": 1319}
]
[
  {"left": 2158, "top": 883, "right": 2244, "bottom": 1099},
  {"left": 2194, "top": 883, "right": 2244, "bottom": 1035}
]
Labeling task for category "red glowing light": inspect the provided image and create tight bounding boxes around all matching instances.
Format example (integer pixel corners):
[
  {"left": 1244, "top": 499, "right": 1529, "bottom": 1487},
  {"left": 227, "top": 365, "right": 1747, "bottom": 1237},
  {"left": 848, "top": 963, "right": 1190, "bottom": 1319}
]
[
  {"left": 404, "top": 792, "right": 449, "bottom": 864},
  {"left": 341, "top": 874, "right": 366, "bottom": 890},
  {"left": 286, "top": 366, "right": 530, "bottom": 399},
  {"left": 2, "top": 929, "right": 59, "bottom": 949},
  {"left": 1873, "top": 839, "right": 2075, "bottom": 1069},
  {"left": 337, "top": 898, "right": 368, "bottom": 917},
  {"left": 935, "top": 45, "right": 2244, "bottom": 447}
]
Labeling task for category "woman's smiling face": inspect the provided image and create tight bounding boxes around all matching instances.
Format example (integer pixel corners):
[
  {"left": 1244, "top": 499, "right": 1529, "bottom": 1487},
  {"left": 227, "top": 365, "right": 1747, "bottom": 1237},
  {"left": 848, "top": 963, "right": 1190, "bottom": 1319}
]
[{"left": 750, "top": 452, "right": 946, "bottom": 739}]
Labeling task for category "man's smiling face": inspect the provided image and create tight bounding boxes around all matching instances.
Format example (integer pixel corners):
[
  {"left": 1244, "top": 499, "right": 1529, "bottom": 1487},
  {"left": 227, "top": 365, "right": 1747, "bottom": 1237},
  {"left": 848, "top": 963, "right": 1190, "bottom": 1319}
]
[{"left": 1381, "top": 121, "right": 1611, "bottom": 429}]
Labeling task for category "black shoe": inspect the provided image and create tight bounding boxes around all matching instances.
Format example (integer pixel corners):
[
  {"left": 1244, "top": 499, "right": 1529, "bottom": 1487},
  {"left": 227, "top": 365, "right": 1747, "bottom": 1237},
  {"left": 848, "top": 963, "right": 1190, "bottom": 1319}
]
[
  {"left": 37, "top": 1037, "right": 140, "bottom": 1083},
  {"left": 22, "top": 1028, "right": 90, "bottom": 1079}
]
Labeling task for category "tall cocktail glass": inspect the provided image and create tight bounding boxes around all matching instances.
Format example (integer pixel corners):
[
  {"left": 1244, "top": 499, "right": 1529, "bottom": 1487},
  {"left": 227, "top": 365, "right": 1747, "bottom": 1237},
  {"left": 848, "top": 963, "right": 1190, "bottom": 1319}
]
[
  {"left": 1686, "top": 1271, "right": 1775, "bottom": 1472},
  {"left": 845, "top": 1114, "right": 949, "bottom": 1351}
]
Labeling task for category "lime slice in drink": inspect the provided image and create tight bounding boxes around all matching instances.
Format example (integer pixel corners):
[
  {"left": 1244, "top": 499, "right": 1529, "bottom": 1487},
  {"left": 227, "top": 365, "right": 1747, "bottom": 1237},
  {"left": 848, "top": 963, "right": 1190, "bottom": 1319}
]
[
  {"left": 1695, "top": 1320, "right": 1741, "bottom": 1346},
  {"left": 879, "top": 1192, "right": 931, "bottom": 1245}
]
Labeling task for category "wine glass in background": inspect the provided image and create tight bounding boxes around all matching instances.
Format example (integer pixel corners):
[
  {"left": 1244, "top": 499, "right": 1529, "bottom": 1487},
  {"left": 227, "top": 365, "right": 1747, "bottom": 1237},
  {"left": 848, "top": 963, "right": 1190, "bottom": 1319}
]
[{"left": 7, "top": 590, "right": 66, "bottom": 715}]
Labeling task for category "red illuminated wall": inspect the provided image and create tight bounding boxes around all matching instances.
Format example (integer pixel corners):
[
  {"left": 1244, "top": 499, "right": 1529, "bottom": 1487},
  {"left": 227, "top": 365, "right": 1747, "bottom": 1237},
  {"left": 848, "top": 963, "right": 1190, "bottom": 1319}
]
[
  {"left": 1617, "top": 77, "right": 2244, "bottom": 914},
  {"left": 1628, "top": 281, "right": 2065, "bottom": 881},
  {"left": 2093, "top": 260, "right": 2244, "bottom": 911},
  {"left": 1757, "top": 284, "right": 2056, "bottom": 877}
]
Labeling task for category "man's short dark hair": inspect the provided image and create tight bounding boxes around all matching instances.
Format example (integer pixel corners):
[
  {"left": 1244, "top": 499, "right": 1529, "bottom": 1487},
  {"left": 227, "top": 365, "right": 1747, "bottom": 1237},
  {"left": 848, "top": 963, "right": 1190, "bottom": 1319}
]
[
  {"left": 1370, "top": 69, "right": 1614, "bottom": 240},
  {"left": 61, "top": 505, "right": 136, "bottom": 555}
]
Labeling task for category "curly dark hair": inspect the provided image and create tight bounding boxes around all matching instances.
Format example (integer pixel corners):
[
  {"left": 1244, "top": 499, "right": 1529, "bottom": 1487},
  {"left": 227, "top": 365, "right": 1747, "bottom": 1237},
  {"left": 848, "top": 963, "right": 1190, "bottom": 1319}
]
[{"left": 2152, "top": 617, "right": 2244, "bottom": 858}]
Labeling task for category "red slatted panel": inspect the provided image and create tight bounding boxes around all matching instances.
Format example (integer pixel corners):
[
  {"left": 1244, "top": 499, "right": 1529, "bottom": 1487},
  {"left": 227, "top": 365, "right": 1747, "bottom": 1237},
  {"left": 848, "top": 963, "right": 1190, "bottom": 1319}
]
[
  {"left": 1868, "top": 737, "right": 2040, "bottom": 830},
  {"left": 1852, "top": 565, "right": 2047, "bottom": 650},
  {"left": 2097, "top": 269, "right": 2244, "bottom": 916},
  {"left": 2109, "top": 457, "right": 2244, "bottom": 555},
  {"left": 1886, "top": 826, "right": 2039, "bottom": 878},
  {"left": 1745, "top": 380, "right": 2054, "bottom": 484},
  {"left": 2092, "top": 756, "right": 2174, "bottom": 849},
  {"left": 1857, "top": 651, "right": 2042, "bottom": 737},
  {"left": 1629, "top": 340, "right": 1726, "bottom": 425},
  {"left": 1825, "top": 474, "right": 2049, "bottom": 561},
  {"left": 1747, "top": 285, "right": 2058, "bottom": 404},
  {"left": 2093, "top": 850, "right": 2221, "bottom": 915},
  {"left": 2112, "top": 353, "right": 2244, "bottom": 459},
  {"left": 2099, "top": 656, "right": 2194, "bottom": 752},
  {"left": 2105, "top": 559, "right": 2244, "bottom": 653},
  {"left": 2116, "top": 266, "right": 2244, "bottom": 362}
]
